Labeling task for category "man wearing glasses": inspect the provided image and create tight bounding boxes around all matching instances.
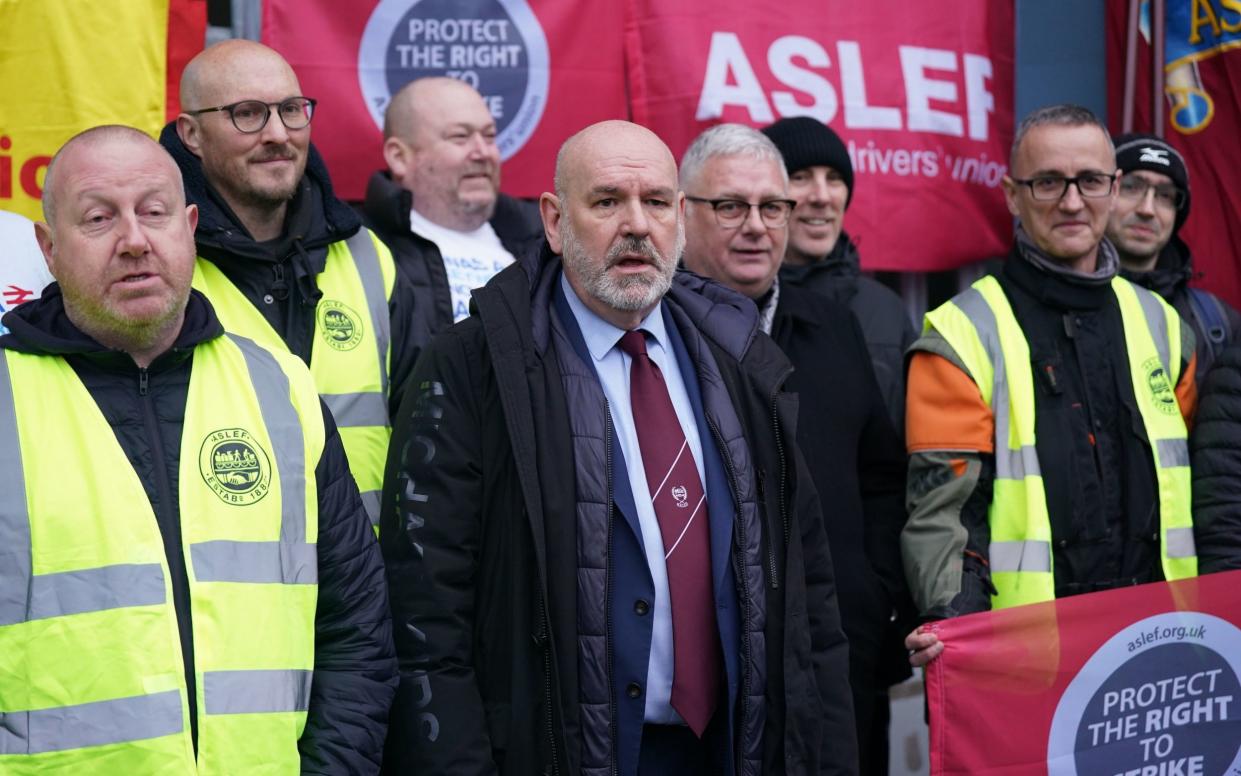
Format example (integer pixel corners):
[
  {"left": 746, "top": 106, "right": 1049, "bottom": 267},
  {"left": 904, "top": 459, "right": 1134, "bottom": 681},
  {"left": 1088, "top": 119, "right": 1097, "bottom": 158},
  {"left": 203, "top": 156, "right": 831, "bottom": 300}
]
[
  {"left": 679, "top": 123, "right": 909, "bottom": 776},
  {"left": 160, "top": 40, "right": 422, "bottom": 529},
  {"left": 1109, "top": 133, "right": 1239, "bottom": 383},
  {"left": 903, "top": 106, "right": 1199, "bottom": 666}
]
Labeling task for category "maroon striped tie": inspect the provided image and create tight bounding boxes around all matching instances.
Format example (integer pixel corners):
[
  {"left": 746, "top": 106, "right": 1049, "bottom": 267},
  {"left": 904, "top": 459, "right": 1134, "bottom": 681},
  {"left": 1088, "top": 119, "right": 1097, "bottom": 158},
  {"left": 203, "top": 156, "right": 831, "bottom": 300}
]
[{"left": 617, "top": 329, "right": 720, "bottom": 737}]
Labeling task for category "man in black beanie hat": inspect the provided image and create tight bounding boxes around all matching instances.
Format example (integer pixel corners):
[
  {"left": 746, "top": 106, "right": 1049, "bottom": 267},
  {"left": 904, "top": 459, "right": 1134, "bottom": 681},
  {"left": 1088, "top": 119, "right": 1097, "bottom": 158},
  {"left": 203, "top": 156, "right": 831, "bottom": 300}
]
[
  {"left": 1108, "top": 133, "right": 1239, "bottom": 381},
  {"left": 761, "top": 117, "right": 914, "bottom": 432}
]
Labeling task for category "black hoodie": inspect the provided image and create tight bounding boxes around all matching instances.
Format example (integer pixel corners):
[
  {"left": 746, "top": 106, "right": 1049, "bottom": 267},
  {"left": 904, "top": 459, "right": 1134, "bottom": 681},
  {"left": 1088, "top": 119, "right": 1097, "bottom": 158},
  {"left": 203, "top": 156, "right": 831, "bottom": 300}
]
[
  {"left": 778, "top": 232, "right": 915, "bottom": 433},
  {"left": 0, "top": 288, "right": 398, "bottom": 772},
  {"left": 159, "top": 123, "right": 421, "bottom": 416}
]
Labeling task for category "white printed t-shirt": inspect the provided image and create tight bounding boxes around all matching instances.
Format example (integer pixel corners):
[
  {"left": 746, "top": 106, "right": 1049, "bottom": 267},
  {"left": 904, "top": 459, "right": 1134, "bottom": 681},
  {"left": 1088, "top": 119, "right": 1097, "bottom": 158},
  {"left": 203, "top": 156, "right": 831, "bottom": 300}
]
[{"left": 408, "top": 208, "right": 516, "bottom": 323}]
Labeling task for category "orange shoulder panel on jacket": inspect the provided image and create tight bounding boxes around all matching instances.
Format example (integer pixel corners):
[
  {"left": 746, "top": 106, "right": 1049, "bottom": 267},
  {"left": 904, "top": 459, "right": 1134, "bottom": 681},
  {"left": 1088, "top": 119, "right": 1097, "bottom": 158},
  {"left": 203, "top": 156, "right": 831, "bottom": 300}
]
[
  {"left": 906, "top": 351, "right": 995, "bottom": 454},
  {"left": 1176, "top": 351, "right": 1198, "bottom": 430}
]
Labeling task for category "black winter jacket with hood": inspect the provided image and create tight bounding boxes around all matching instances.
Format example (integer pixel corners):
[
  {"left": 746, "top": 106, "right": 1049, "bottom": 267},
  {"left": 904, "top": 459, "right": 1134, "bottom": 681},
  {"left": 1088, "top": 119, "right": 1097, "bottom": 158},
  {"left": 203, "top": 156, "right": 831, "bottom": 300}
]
[
  {"left": 360, "top": 169, "right": 544, "bottom": 351},
  {"left": 159, "top": 124, "right": 422, "bottom": 417},
  {"left": 0, "top": 287, "right": 398, "bottom": 773},
  {"left": 379, "top": 244, "right": 857, "bottom": 775},
  {"left": 778, "top": 233, "right": 914, "bottom": 433}
]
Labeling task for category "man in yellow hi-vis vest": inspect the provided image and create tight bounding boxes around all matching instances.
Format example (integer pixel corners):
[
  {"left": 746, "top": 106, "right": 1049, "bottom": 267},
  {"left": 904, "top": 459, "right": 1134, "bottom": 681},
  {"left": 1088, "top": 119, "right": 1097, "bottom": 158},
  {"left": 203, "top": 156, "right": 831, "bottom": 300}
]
[
  {"left": 0, "top": 126, "right": 395, "bottom": 773},
  {"left": 160, "top": 40, "right": 424, "bottom": 528},
  {"left": 901, "top": 106, "right": 1201, "bottom": 667}
]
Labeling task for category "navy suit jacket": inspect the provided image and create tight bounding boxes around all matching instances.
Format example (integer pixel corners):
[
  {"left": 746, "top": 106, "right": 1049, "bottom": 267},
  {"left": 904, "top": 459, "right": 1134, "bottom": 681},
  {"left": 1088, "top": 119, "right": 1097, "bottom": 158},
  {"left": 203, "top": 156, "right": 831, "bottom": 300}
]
[{"left": 552, "top": 284, "right": 742, "bottom": 776}]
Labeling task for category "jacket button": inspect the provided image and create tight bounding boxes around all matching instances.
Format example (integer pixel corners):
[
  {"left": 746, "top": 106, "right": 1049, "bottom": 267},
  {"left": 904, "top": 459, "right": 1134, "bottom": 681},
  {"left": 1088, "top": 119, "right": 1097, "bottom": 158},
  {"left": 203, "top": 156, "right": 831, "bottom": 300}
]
[
  {"left": 1057, "top": 539, "right": 1069, "bottom": 549},
  {"left": 626, "top": 682, "right": 642, "bottom": 699},
  {"left": 634, "top": 599, "right": 650, "bottom": 616}
]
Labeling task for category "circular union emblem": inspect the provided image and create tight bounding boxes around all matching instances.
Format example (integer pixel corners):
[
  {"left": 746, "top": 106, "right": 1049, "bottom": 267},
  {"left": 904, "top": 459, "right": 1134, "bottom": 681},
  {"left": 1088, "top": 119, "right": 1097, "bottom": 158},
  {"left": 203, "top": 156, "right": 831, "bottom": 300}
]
[
  {"left": 199, "top": 428, "right": 272, "bottom": 506},
  {"left": 1047, "top": 612, "right": 1241, "bottom": 775},
  {"left": 357, "top": 0, "right": 550, "bottom": 159},
  {"left": 318, "top": 299, "right": 364, "bottom": 351},
  {"left": 1142, "top": 357, "right": 1179, "bottom": 415}
]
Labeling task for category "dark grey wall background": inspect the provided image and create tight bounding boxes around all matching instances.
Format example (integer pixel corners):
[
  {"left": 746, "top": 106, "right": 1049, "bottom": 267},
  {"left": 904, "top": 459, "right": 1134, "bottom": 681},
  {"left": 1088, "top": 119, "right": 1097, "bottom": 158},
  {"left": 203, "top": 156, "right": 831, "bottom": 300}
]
[{"left": 1016, "top": 0, "right": 1109, "bottom": 122}]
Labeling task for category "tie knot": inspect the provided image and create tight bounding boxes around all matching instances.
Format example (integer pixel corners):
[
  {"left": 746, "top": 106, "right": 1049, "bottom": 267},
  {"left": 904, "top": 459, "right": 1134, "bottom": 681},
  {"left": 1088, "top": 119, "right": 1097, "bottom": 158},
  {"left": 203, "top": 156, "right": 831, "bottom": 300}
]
[{"left": 617, "top": 330, "right": 649, "bottom": 358}]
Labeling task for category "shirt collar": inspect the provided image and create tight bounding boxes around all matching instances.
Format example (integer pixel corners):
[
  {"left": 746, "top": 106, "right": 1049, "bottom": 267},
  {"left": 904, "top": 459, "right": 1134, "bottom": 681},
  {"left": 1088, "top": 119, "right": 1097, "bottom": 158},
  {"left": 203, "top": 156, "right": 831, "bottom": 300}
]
[{"left": 559, "top": 271, "right": 668, "bottom": 363}]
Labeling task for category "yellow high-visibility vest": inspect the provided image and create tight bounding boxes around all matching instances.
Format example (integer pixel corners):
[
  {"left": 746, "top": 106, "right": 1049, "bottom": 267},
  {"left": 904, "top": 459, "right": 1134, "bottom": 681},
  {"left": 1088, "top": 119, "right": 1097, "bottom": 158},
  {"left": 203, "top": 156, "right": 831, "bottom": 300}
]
[
  {"left": 192, "top": 229, "right": 394, "bottom": 528},
  {"left": 924, "top": 275, "right": 1196, "bottom": 609},
  {"left": 0, "top": 333, "right": 323, "bottom": 774}
]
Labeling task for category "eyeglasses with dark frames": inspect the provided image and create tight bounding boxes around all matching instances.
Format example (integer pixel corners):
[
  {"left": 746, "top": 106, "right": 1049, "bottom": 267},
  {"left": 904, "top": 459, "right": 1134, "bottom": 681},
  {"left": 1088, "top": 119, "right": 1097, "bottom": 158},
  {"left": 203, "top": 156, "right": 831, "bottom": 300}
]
[
  {"left": 1009, "top": 172, "right": 1117, "bottom": 201},
  {"left": 188, "top": 97, "right": 317, "bottom": 134},
  {"left": 686, "top": 196, "right": 799, "bottom": 228},
  {"left": 1117, "top": 177, "right": 1186, "bottom": 210}
]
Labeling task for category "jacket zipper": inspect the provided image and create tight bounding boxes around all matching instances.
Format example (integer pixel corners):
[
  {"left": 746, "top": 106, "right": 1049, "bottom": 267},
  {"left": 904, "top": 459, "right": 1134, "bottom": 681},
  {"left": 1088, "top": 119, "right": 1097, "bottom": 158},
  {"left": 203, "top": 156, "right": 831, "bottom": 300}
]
[
  {"left": 769, "top": 390, "right": 790, "bottom": 556},
  {"left": 706, "top": 415, "right": 750, "bottom": 775},
  {"left": 536, "top": 593, "right": 560, "bottom": 776},
  {"left": 604, "top": 402, "right": 619, "bottom": 776}
]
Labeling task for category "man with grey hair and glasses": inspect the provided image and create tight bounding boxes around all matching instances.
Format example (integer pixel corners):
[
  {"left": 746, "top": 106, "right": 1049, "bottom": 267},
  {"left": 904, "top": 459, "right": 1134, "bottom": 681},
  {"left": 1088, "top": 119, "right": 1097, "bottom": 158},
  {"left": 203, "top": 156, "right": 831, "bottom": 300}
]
[
  {"left": 903, "top": 105, "right": 1200, "bottom": 666},
  {"left": 679, "top": 123, "right": 909, "bottom": 775}
]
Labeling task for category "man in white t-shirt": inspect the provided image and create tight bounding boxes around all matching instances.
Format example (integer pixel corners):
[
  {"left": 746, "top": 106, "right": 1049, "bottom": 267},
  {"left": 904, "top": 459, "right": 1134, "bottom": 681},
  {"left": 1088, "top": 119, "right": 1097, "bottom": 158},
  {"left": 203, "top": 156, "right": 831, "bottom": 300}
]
[
  {"left": 362, "top": 77, "right": 542, "bottom": 345},
  {"left": 0, "top": 210, "right": 55, "bottom": 333}
]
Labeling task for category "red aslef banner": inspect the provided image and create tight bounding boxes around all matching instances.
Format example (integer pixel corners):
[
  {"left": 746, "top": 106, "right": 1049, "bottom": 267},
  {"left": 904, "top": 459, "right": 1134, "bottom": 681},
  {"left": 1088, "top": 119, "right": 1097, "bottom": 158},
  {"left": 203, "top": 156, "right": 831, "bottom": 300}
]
[
  {"left": 624, "top": 0, "right": 1015, "bottom": 272},
  {"left": 262, "top": 0, "right": 628, "bottom": 204},
  {"left": 1107, "top": 0, "right": 1241, "bottom": 309},
  {"left": 926, "top": 571, "right": 1241, "bottom": 775}
]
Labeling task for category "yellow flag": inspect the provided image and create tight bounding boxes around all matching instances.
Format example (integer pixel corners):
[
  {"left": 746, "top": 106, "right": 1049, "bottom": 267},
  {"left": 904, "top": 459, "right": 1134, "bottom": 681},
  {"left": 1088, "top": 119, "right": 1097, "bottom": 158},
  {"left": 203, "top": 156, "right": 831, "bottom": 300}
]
[{"left": 0, "top": 0, "right": 184, "bottom": 220}]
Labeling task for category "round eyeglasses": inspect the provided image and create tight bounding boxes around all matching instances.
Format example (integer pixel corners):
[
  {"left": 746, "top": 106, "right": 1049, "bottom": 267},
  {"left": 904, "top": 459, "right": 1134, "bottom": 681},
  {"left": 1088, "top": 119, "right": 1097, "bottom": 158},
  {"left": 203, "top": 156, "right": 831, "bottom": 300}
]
[{"left": 189, "top": 97, "right": 317, "bottom": 134}]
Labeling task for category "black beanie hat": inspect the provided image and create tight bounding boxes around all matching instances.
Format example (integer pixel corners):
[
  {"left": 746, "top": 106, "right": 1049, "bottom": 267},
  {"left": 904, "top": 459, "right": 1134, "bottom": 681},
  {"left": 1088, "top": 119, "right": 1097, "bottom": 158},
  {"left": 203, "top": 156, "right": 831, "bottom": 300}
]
[
  {"left": 761, "top": 117, "right": 854, "bottom": 208},
  {"left": 1113, "top": 133, "right": 1191, "bottom": 234}
]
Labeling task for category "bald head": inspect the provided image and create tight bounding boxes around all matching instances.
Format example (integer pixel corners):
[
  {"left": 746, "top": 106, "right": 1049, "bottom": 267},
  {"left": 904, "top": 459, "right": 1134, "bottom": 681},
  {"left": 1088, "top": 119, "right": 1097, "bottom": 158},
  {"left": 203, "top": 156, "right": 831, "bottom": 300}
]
[
  {"left": 382, "top": 76, "right": 501, "bottom": 231},
  {"left": 553, "top": 120, "right": 677, "bottom": 202},
  {"left": 43, "top": 125, "right": 182, "bottom": 226},
  {"left": 180, "top": 39, "right": 301, "bottom": 111},
  {"left": 384, "top": 77, "right": 488, "bottom": 141}
]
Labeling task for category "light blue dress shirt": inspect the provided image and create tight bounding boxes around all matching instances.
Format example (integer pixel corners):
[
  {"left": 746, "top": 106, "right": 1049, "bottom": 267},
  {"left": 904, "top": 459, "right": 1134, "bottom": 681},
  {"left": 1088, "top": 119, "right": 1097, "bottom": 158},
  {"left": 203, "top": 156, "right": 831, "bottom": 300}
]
[{"left": 560, "top": 273, "right": 707, "bottom": 724}]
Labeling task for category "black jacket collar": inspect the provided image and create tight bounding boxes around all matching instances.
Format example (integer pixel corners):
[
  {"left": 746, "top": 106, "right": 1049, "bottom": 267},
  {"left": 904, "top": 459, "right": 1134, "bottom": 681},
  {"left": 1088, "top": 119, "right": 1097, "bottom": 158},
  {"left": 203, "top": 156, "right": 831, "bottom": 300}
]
[
  {"left": 1119, "top": 236, "right": 1193, "bottom": 300},
  {"left": 0, "top": 285, "right": 224, "bottom": 371}
]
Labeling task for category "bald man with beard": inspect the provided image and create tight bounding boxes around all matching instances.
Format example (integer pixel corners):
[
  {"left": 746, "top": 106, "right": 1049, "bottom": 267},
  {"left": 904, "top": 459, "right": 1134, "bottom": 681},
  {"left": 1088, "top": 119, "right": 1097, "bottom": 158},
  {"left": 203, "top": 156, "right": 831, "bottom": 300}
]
[
  {"left": 161, "top": 40, "right": 423, "bottom": 529},
  {"left": 380, "top": 120, "right": 857, "bottom": 775}
]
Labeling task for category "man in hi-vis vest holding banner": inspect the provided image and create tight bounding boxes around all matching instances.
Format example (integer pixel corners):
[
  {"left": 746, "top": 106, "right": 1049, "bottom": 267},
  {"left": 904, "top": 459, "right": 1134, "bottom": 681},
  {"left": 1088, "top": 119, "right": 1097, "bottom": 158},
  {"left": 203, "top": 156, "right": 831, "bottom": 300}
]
[
  {"left": 901, "top": 105, "right": 1204, "bottom": 666},
  {"left": 0, "top": 126, "right": 396, "bottom": 773}
]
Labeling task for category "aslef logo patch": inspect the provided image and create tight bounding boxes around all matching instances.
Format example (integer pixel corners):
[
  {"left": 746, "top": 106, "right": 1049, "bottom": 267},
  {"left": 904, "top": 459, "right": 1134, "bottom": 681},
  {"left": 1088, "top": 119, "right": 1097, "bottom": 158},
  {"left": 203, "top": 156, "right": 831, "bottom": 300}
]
[
  {"left": 358, "top": 0, "right": 549, "bottom": 160},
  {"left": 1047, "top": 612, "right": 1241, "bottom": 776},
  {"left": 1143, "top": 357, "right": 1179, "bottom": 416},
  {"left": 318, "top": 299, "right": 365, "bottom": 351},
  {"left": 200, "top": 428, "right": 272, "bottom": 505}
]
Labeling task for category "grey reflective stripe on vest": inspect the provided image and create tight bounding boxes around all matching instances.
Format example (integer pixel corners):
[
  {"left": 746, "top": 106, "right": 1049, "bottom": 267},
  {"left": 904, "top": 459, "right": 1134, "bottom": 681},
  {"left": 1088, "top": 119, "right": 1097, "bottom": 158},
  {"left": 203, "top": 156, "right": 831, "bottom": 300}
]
[
  {"left": 202, "top": 669, "right": 312, "bottom": 714},
  {"left": 191, "top": 335, "right": 315, "bottom": 584},
  {"left": 988, "top": 540, "right": 1052, "bottom": 572},
  {"left": 191, "top": 540, "right": 316, "bottom": 584},
  {"left": 360, "top": 490, "right": 381, "bottom": 527},
  {"left": 346, "top": 229, "right": 391, "bottom": 398},
  {"left": 951, "top": 288, "right": 1043, "bottom": 481},
  {"left": 0, "top": 690, "right": 183, "bottom": 755},
  {"left": 321, "top": 391, "right": 388, "bottom": 429},
  {"left": 1165, "top": 527, "right": 1197, "bottom": 558},
  {"left": 1156, "top": 438, "right": 1190, "bottom": 468},
  {"left": 0, "top": 353, "right": 31, "bottom": 626},
  {"left": 1131, "top": 283, "right": 1173, "bottom": 378},
  {"left": 0, "top": 356, "right": 167, "bottom": 628}
]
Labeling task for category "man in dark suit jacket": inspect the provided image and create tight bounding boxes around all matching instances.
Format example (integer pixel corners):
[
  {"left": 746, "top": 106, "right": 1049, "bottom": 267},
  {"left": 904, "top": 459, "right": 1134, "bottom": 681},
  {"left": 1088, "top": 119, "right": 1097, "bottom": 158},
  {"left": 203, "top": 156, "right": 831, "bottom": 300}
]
[{"left": 380, "top": 120, "right": 858, "bottom": 775}]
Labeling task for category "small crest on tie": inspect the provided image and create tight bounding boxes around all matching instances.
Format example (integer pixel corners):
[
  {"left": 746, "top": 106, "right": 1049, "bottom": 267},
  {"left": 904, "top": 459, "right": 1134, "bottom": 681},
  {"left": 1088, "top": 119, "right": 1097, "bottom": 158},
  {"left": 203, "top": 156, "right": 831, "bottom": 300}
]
[{"left": 672, "top": 485, "right": 689, "bottom": 507}]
